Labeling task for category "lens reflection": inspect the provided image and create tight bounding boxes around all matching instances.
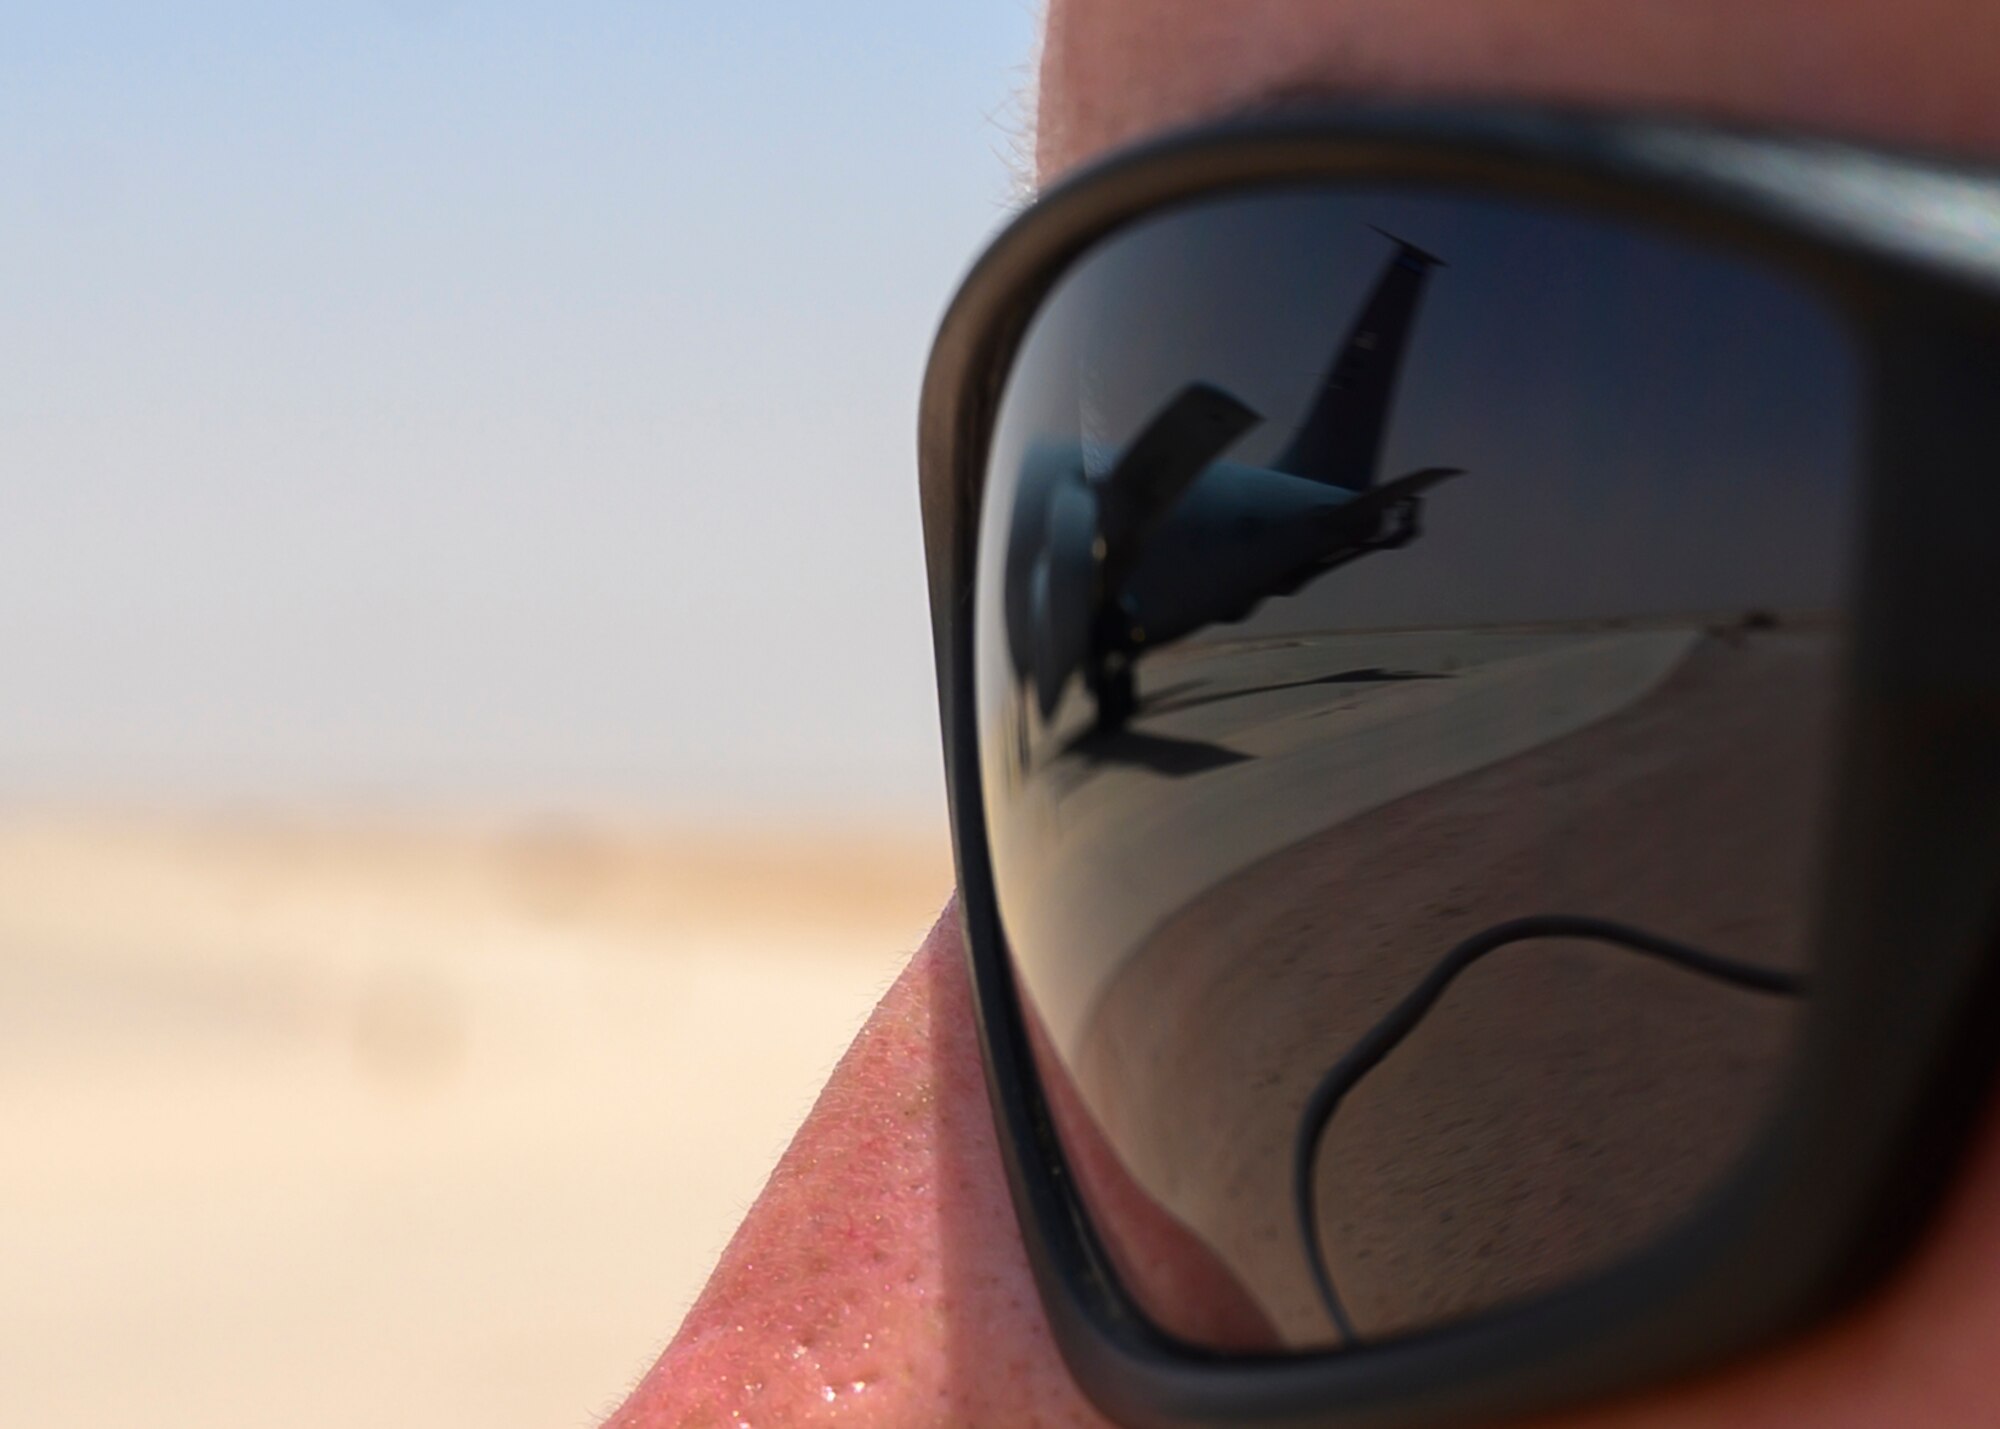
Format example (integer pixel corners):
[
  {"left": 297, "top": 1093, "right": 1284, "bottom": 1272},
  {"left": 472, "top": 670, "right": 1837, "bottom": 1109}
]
[{"left": 972, "top": 190, "right": 1857, "bottom": 1351}]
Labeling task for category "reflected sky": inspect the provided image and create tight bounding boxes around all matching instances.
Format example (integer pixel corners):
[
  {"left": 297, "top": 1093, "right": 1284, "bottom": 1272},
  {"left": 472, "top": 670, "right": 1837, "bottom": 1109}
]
[{"left": 988, "top": 190, "right": 1857, "bottom": 648}]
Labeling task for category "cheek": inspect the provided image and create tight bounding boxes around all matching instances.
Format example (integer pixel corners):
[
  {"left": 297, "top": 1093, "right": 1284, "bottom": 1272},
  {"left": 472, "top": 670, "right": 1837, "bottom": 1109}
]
[{"left": 605, "top": 906, "right": 1112, "bottom": 1428}]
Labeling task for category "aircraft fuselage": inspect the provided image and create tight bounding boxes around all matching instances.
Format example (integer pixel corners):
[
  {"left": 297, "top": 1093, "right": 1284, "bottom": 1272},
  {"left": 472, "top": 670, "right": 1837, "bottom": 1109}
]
[{"left": 1110, "top": 463, "right": 1373, "bottom": 655}]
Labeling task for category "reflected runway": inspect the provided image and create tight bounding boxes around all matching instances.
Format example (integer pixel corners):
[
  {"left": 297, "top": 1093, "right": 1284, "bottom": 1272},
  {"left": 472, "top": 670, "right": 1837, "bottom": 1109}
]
[
  {"left": 1046, "top": 623, "right": 1830, "bottom": 1340},
  {"left": 1002, "top": 621, "right": 1706, "bottom": 1055}
]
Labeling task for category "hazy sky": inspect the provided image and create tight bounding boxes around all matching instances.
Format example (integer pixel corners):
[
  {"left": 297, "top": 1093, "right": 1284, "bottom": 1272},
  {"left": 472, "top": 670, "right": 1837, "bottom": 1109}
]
[{"left": 1, "top": 2, "right": 1036, "bottom": 825}]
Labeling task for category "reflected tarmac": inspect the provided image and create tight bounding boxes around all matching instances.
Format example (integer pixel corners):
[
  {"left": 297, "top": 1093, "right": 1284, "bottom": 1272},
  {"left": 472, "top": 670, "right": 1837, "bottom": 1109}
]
[
  {"left": 1005, "top": 619, "right": 1711, "bottom": 1054},
  {"left": 991, "top": 617, "right": 1831, "bottom": 1345}
]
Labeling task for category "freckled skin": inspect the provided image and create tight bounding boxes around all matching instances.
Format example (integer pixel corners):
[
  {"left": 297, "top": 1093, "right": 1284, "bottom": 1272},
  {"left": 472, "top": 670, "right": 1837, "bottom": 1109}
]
[{"left": 614, "top": 4, "right": 2000, "bottom": 1423}]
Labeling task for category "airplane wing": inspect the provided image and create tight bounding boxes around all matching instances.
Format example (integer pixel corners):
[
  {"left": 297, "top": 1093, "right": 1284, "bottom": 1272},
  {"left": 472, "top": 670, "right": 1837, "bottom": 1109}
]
[
  {"left": 1346, "top": 463, "right": 1462, "bottom": 509},
  {"left": 1258, "top": 465, "right": 1466, "bottom": 600},
  {"left": 1096, "top": 382, "right": 1261, "bottom": 591},
  {"left": 1323, "top": 465, "right": 1465, "bottom": 535}
]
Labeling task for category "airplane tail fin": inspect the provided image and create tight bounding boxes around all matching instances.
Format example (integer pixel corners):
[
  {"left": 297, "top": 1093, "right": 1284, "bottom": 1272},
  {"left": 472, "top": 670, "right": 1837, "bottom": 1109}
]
[
  {"left": 1271, "top": 229, "right": 1445, "bottom": 492},
  {"left": 1366, "top": 225, "right": 1447, "bottom": 268}
]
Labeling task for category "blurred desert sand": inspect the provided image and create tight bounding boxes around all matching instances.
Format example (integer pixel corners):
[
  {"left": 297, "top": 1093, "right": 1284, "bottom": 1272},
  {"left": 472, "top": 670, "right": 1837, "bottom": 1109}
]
[{"left": 1, "top": 809, "right": 951, "bottom": 1429}]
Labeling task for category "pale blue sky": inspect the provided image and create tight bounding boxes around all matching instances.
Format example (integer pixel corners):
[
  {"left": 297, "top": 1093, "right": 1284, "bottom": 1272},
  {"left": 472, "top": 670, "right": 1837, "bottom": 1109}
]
[{"left": 1, "top": 3, "right": 1037, "bottom": 824}]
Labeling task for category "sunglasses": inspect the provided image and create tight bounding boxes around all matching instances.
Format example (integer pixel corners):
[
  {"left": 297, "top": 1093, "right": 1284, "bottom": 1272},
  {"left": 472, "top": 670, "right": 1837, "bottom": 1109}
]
[{"left": 917, "top": 103, "right": 2000, "bottom": 1426}]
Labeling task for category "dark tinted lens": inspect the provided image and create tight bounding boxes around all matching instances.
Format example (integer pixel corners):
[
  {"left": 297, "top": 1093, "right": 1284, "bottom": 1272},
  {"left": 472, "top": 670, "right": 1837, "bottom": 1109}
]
[{"left": 971, "top": 188, "right": 1859, "bottom": 1352}]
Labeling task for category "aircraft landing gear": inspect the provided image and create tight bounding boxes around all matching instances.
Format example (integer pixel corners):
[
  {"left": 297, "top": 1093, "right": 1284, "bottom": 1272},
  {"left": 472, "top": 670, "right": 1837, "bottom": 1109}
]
[{"left": 1089, "top": 660, "right": 1137, "bottom": 733}]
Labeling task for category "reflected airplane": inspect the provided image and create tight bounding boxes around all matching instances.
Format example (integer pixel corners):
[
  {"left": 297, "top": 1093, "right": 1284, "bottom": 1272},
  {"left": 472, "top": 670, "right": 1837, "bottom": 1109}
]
[{"left": 1004, "top": 230, "right": 1465, "bottom": 730}]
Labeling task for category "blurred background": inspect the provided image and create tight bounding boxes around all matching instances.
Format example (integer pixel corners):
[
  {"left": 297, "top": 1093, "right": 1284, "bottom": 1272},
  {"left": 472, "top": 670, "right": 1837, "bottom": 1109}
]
[{"left": 3, "top": 4, "right": 1034, "bottom": 1424}]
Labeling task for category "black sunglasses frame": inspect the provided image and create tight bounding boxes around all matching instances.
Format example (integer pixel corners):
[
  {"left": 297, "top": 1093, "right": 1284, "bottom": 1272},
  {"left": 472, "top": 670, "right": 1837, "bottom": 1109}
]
[{"left": 918, "top": 104, "right": 2000, "bottom": 1428}]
